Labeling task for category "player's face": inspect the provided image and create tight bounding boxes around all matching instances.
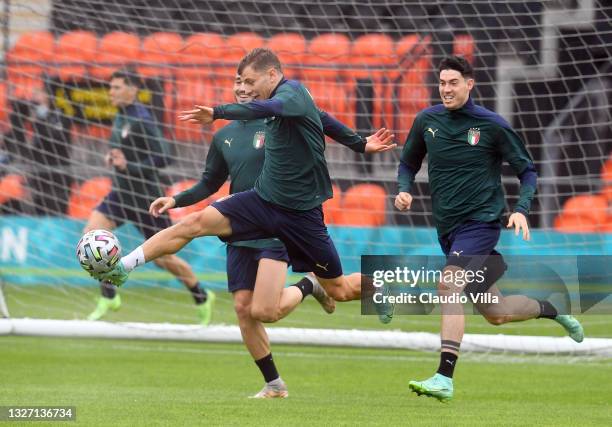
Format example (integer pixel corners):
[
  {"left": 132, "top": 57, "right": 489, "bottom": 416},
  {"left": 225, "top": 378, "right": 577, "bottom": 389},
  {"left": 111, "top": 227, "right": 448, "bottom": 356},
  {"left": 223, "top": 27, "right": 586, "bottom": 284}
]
[
  {"left": 439, "top": 69, "right": 474, "bottom": 110},
  {"left": 109, "top": 78, "right": 138, "bottom": 107},
  {"left": 238, "top": 65, "right": 277, "bottom": 100},
  {"left": 233, "top": 75, "right": 256, "bottom": 104}
]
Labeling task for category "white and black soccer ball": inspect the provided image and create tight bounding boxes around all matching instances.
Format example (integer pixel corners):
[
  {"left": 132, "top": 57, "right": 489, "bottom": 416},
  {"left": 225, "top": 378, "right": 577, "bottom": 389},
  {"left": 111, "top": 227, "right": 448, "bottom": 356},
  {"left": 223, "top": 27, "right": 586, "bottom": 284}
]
[{"left": 76, "top": 229, "right": 122, "bottom": 275}]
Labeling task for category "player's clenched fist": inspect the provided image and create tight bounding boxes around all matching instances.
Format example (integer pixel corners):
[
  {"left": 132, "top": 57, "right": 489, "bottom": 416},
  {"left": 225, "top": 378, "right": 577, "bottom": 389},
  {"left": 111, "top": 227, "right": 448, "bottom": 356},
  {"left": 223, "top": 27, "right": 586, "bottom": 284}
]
[
  {"left": 149, "top": 196, "right": 176, "bottom": 217},
  {"left": 394, "top": 192, "right": 413, "bottom": 211}
]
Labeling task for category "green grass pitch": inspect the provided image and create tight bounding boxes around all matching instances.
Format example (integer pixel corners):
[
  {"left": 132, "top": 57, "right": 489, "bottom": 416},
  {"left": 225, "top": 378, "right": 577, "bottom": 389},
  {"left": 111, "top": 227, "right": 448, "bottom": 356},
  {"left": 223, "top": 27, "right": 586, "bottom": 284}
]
[{"left": 2, "top": 284, "right": 611, "bottom": 425}]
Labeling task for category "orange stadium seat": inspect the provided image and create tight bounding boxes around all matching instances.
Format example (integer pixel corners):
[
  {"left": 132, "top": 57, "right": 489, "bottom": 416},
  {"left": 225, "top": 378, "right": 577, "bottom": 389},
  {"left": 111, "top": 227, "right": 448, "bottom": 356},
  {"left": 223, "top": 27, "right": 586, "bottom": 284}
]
[
  {"left": 395, "top": 34, "right": 431, "bottom": 142},
  {"left": 139, "top": 32, "right": 183, "bottom": 79},
  {"left": 337, "top": 184, "right": 387, "bottom": 227},
  {"left": 304, "top": 34, "right": 354, "bottom": 129},
  {"left": 267, "top": 33, "right": 307, "bottom": 79},
  {"left": 322, "top": 184, "right": 342, "bottom": 224},
  {"left": 91, "top": 32, "right": 141, "bottom": 82},
  {"left": 350, "top": 34, "right": 396, "bottom": 131},
  {"left": 0, "top": 82, "right": 7, "bottom": 127},
  {"left": 6, "top": 31, "right": 55, "bottom": 100},
  {"left": 600, "top": 157, "right": 612, "bottom": 183},
  {"left": 453, "top": 34, "right": 475, "bottom": 64},
  {"left": 0, "top": 174, "right": 26, "bottom": 205},
  {"left": 562, "top": 194, "right": 607, "bottom": 225},
  {"left": 165, "top": 179, "right": 209, "bottom": 223},
  {"left": 554, "top": 215, "right": 599, "bottom": 233},
  {"left": 173, "top": 78, "right": 218, "bottom": 142},
  {"left": 68, "top": 177, "right": 112, "bottom": 219},
  {"left": 177, "top": 33, "right": 225, "bottom": 81},
  {"left": 55, "top": 31, "right": 98, "bottom": 82}
]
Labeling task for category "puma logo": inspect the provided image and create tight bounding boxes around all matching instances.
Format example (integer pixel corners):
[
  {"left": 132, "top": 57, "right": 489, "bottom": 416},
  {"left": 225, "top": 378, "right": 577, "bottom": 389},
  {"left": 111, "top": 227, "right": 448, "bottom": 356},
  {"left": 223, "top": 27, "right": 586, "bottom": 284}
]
[
  {"left": 452, "top": 250, "right": 463, "bottom": 257},
  {"left": 224, "top": 138, "right": 232, "bottom": 147},
  {"left": 427, "top": 128, "right": 438, "bottom": 138},
  {"left": 315, "top": 262, "right": 329, "bottom": 272},
  {"left": 446, "top": 360, "right": 455, "bottom": 366}
]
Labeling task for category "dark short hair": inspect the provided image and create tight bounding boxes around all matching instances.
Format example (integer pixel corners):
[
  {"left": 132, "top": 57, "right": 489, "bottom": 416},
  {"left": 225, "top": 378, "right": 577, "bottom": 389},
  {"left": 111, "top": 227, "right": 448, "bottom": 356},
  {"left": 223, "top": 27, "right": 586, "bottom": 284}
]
[
  {"left": 438, "top": 56, "right": 473, "bottom": 78},
  {"left": 237, "top": 48, "right": 282, "bottom": 75},
  {"left": 110, "top": 68, "right": 142, "bottom": 87}
]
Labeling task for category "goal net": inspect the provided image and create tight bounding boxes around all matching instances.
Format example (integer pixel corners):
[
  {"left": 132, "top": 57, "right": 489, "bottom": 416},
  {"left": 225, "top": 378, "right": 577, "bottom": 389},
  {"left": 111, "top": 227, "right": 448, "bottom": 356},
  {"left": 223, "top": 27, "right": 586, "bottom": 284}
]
[{"left": 0, "top": 0, "right": 611, "bottom": 356}]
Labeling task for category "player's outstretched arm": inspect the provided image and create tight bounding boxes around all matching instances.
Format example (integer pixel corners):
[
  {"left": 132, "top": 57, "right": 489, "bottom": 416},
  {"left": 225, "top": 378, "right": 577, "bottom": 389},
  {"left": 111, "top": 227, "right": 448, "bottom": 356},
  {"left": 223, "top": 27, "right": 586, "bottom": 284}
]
[
  {"left": 507, "top": 212, "right": 530, "bottom": 241},
  {"left": 178, "top": 105, "right": 214, "bottom": 125}
]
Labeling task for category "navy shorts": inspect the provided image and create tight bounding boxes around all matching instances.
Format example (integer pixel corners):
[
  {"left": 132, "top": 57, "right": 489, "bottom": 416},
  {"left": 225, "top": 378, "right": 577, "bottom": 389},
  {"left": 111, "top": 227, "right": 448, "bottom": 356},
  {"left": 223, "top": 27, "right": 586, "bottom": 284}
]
[
  {"left": 439, "top": 220, "right": 506, "bottom": 295},
  {"left": 96, "top": 191, "right": 172, "bottom": 239},
  {"left": 212, "top": 189, "right": 343, "bottom": 279},
  {"left": 226, "top": 245, "right": 290, "bottom": 292}
]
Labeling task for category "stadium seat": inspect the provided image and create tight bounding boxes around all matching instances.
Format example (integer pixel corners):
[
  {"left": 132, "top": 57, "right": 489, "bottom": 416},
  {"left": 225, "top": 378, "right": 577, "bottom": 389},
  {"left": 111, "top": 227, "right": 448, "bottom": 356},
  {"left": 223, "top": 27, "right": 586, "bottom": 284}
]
[
  {"left": 561, "top": 194, "right": 608, "bottom": 226},
  {"left": 0, "top": 174, "right": 26, "bottom": 205},
  {"left": 91, "top": 32, "right": 141, "bottom": 82},
  {"left": 173, "top": 78, "right": 217, "bottom": 142},
  {"left": 553, "top": 215, "right": 599, "bottom": 233},
  {"left": 304, "top": 34, "right": 355, "bottom": 129},
  {"left": 453, "top": 34, "right": 475, "bottom": 64},
  {"left": 177, "top": 33, "right": 225, "bottom": 81},
  {"left": 336, "top": 183, "right": 387, "bottom": 227},
  {"left": 6, "top": 31, "right": 55, "bottom": 100},
  {"left": 266, "top": 33, "right": 306, "bottom": 79},
  {"left": 395, "top": 34, "right": 431, "bottom": 142},
  {"left": 54, "top": 31, "right": 98, "bottom": 82},
  {"left": 67, "top": 177, "right": 112, "bottom": 219},
  {"left": 0, "top": 82, "right": 7, "bottom": 127},
  {"left": 600, "top": 157, "right": 612, "bottom": 183},
  {"left": 349, "top": 34, "right": 396, "bottom": 131},
  {"left": 139, "top": 32, "right": 184, "bottom": 79},
  {"left": 322, "top": 184, "right": 342, "bottom": 224},
  {"left": 165, "top": 179, "right": 209, "bottom": 223}
]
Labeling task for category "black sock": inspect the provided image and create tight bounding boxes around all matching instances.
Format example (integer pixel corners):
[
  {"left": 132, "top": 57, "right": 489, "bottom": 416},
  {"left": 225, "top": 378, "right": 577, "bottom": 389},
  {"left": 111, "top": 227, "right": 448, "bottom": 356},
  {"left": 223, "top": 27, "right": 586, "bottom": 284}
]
[
  {"left": 100, "top": 281, "right": 116, "bottom": 299},
  {"left": 290, "top": 277, "right": 313, "bottom": 301},
  {"left": 189, "top": 283, "right": 208, "bottom": 305},
  {"left": 437, "top": 351, "right": 458, "bottom": 378},
  {"left": 537, "top": 300, "right": 558, "bottom": 319},
  {"left": 254, "top": 353, "right": 279, "bottom": 383}
]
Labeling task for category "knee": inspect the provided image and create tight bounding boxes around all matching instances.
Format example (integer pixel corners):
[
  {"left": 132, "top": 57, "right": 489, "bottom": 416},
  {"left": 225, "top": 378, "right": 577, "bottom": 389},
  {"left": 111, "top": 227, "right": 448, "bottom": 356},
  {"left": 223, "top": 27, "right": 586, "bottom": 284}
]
[
  {"left": 250, "top": 305, "right": 280, "bottom": 323},
  {"left": 177, "top": 213, "right": 205, "bottom": 239},
  {"left": 484, "top": 314, "right": 509, "bottom": 326},
  {"left": 326, "top": 287, "right": 351, "bottom": 302},
  {"left": 234, "top": 300, "right": 252, "bottom": 323}
]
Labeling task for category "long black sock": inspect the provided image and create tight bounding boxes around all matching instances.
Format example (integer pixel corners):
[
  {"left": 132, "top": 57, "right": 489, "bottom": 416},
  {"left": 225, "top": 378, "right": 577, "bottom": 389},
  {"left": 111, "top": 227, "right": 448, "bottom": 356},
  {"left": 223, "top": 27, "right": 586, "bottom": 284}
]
[
  {"left": 189, "top": 282, "right": 208, "bottom": 305},
  {"left": 290, "top": 277, "right": 313, "bottom": 301},
  {"left": 254, "top": 353, "right": 279, "bottom": 383},
  {"left": 437, "top": 351, "right": 458, "bottom": 378},
  {"left": 100, "top": 281, "right": 116, "bottom": 299},
  {"left": 537, "top": 300, "right": 558, "bottom": 319}
]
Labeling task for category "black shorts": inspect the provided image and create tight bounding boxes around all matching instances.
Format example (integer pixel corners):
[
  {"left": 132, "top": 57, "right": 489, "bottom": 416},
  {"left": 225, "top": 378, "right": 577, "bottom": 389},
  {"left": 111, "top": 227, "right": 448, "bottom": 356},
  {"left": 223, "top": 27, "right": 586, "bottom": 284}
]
[
  {"left": 226, "top": 245, "right": 290, "bottom": 292},
  {"left": 212, "top": 189, "right": 343, "bottom": 279},
  {"left": 96, "top": 191, "right": 172, "bottom": 239}
]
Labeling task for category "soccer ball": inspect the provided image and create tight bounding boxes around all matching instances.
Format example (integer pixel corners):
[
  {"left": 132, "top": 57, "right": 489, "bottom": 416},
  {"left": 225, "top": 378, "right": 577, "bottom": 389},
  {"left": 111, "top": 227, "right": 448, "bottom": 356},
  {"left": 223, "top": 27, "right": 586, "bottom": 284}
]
[{"left": 76, "top": 229, "right": 122, "bottom": 275}]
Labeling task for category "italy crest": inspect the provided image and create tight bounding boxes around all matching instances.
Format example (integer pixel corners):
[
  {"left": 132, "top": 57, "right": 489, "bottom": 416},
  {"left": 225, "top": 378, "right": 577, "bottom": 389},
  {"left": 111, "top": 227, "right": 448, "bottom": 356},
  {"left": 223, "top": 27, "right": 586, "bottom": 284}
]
[
  {"left": 253, "top": 131, "right": 265, "bottom": 149},
  {"left": 467, "top": 128, "right": 480, "bottom": 146}
]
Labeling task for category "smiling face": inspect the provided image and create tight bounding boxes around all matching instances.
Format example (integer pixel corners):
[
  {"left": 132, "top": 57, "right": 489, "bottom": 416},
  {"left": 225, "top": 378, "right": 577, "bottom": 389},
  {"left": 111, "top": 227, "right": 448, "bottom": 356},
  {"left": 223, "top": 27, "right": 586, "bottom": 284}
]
[
  {"left": 233, "top": 74, "right": 256, "bottom": 104},
  {"left": 238, "top": 64, "right": 280, "bottom": 101},
  {"left": 438, "top": 69, "right": 474, "bottom": 110}
]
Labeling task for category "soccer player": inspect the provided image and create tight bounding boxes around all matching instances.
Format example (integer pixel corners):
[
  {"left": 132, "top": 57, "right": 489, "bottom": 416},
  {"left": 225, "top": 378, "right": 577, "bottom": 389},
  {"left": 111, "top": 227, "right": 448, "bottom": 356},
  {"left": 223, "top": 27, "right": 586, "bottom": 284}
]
[
  {"left": 84, "top": 69, "right": 215, "bottom": 324},
  {"left": 96, "top": 48, "right": 385, "bottom": 308},
  {"left": 149, "top": 73, "right": 395, "bottom": 398},
  {"left": 394, "top": 56, "right": 584, "bottom": 402}
]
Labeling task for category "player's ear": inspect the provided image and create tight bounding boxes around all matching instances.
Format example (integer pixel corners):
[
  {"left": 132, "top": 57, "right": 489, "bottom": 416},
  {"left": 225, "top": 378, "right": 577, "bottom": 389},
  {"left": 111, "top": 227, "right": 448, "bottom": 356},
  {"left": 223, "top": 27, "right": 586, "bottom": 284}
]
[{"left": 466, "top": 78, "right": 475, "bottom": 91}]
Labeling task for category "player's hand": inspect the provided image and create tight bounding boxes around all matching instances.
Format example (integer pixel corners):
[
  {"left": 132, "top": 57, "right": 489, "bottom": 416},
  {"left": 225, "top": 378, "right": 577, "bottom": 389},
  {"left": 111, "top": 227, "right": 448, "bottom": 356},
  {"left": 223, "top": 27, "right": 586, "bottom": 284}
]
[
  {"left": 178, "top": 105, "right": 214, "bottom": 125},
  {"left": 507, "top": 212, "right": 530, "bottom": 241},
  {"left": 394, "top": 192, "right": 413, "bottom": 211},
  {"left": 365, "top": 128, "right": 397, "bottom": 153},
  {"left": 110, "top": 148, "right": 127, "bottom": 171},
  {"left": 104, "top": 152, "right": 113, "bottom": 168},
  {"left": 149, "top": 196, "right": 176, "bottom": 217}
]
